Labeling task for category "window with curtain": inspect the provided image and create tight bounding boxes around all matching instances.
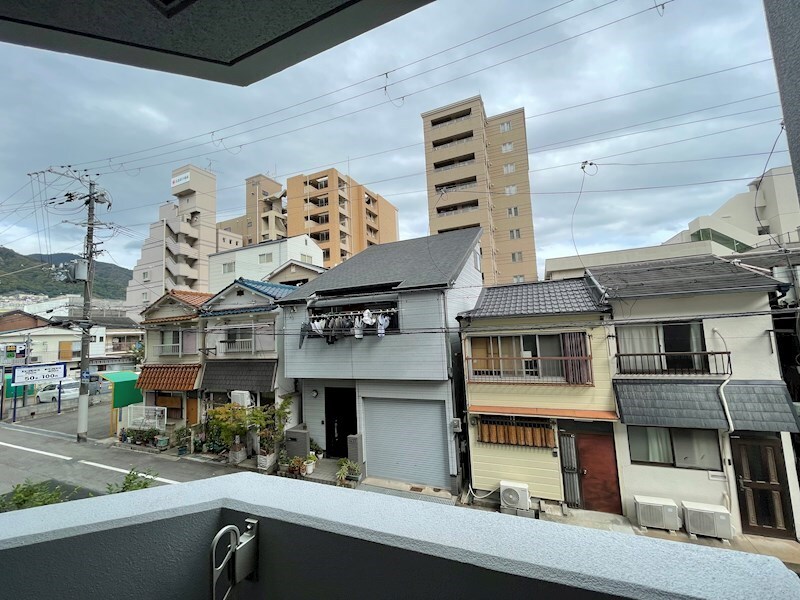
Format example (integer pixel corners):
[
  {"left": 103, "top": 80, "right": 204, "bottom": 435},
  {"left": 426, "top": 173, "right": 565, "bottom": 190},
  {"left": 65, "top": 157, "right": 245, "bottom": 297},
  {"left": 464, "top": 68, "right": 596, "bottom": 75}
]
[
  {"left": 469, "top": 333, "right": 591, "bottom": 383},
  {"left": 616, "top": 322, "right": 707, "bottom": 374},
  {"left": 628, "top": 426, "right": 721, "bottom": 470}
]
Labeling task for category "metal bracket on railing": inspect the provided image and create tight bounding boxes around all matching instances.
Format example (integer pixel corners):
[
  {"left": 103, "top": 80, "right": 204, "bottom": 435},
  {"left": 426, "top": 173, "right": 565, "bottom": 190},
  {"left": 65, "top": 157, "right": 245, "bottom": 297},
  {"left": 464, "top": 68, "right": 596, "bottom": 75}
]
[{"left": 211, "top": 518, "right": 259, "bottom": 599}]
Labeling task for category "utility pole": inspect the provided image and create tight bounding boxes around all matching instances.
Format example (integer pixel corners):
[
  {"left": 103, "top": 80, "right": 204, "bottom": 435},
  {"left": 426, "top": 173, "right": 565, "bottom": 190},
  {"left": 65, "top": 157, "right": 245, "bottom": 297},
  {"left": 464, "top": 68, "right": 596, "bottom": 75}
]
[{"left": 76, "top": 179, "right": 96, "bottom": 443}]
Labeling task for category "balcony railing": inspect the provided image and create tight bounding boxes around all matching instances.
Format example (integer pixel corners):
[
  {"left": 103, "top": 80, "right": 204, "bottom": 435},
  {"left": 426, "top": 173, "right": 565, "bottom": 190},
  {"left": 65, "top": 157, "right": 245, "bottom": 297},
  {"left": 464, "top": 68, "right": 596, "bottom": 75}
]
[
  {"left": 432, "top": 136, "right": 473, "bottom": 151},
  {"left": 434, "top": 159, "right": 475, "bottom": 173},
  {"left": 2, "top": 473, "right": 789, "bottom": 599},
  {"left": 219, "top": 338, "right": 254, "bottom": 354},
  {"left": 431, "top": 113, "right": 472, "bottom": 129},
  {"left": 107, "top": 341, "right": 139, "bottom": 353},
  {"left": 435, "top": 181, "right": 478, "bottom": 194},
  {"left": 437, "top": 204, "right": 480, "bottom": 218},
  {"left": 615, "top": 351, "right": 731, "bottom": 376},
  {"left": 155, "top": 343, "right": 181, "bottom": 356},
  {"left": 467, "top": 356, "right": 593, "bottom": 385}
]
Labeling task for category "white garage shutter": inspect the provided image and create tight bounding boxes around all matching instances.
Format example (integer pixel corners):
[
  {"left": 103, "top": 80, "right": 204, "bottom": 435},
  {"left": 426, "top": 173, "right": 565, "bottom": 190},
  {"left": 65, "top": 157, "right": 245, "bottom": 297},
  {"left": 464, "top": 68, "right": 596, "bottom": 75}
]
[{"left": 363, "top": 397, "right": 451, "bottom": 489}]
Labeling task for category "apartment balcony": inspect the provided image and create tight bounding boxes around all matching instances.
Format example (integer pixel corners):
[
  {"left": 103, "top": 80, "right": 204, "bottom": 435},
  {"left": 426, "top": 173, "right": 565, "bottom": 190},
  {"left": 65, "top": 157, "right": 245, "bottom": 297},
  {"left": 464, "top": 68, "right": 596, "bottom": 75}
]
[
  {"left": 435, "top": 180, "right": 478, "bottom": 195},
  {"left": 218, "top": 338, "right": 254, "bottom": 355},
  {"left": 467, "top": 356, "right": 593, "bottom": 384},
  {"left": 166, "top": 257, "right": 198, "bottom": 280},
  {"left": 430, "top": 113, "right": 473, "bottom": 130},
  {"left": 434, "top": 158, "right": 476, "bottom": 173},
  {"left": 106, "top": 341, "right": 139, "bottom": 354},
  {"left": 165, "top": 236, "right": 199, "bottom": 260},
  {"left": 0, "top": 473, "right": 793, "bottom": 600},
  {"left": 154, "top": 343, "right": 181, "bottom": 356},
  {"left": 615, "top": 351, "right": 732, "bottom": 376},
  {"left": 432, "top": 136, "right": 473, "bottom": 152},
  {"left": 166, "top": 218, "right": 199, "bottom": 240},
  {"left": 436, "top": 203, "right": 480, "bottom": 218}
]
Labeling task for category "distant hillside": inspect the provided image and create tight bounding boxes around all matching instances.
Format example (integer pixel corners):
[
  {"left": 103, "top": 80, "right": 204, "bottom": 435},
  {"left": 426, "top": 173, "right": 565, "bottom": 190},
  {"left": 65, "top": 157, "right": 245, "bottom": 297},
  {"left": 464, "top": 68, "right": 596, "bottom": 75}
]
[{"left": 0, "top": 249, "right": 131, "bottom": 299}]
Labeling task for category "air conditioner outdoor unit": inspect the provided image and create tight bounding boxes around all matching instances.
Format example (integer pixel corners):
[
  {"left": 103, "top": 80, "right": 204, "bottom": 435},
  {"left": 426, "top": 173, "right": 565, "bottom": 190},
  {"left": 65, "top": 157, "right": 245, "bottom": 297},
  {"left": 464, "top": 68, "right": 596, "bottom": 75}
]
[
  {"left": 682, "top": 501, "right": 733, "bottom": 540},
  {"left": 230, "top": 390, "right": 250, "bottom": 407},
  {"left": 500, "top": 480, "right": 531, "bottom": 510},
  {"left": 634, "top": 495, "right": 681, "bottom": 532}
]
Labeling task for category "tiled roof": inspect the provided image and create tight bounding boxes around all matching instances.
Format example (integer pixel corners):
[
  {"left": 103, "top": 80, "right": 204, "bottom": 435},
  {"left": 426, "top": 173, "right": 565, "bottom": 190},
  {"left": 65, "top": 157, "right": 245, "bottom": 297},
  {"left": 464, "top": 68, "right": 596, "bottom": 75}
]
[
  {"left": 462, "top": 278, "right": 606, "bottom": 319},
  {"left": 136, "top": 364, "right": 201, "bottom": 391},
  {"left": 169, "top": 290, "right": 214, "bottom": 307},
  {"left": 279, "top": 228, "right": 482, "bottom": 303},
  {"left": 237, "top": 279, "right": 297, "bottom": 299},
  {"left": 90, "top": 316, "right": 141, "bottom": 329},
  {"left": 203, "top": 306, "right": 278, "bottom": 318},
  {"left": 614, "top": 380, "right": 799, "bottom": 432},
  {"left": 590, "top": 256, "right": 783, "bottom": 299},
  {"left": 201, "top": 360, "right": 277, "bottom": 392},
  {"left": 140, "top": 314, "right": 196, "bottom": 325}
]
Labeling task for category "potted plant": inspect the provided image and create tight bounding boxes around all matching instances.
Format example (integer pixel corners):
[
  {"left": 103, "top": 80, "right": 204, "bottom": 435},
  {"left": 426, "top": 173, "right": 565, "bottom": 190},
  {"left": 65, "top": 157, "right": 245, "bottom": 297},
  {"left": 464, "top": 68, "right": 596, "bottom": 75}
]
[
  {"left": 336, "top": 459, "right": 361, "bottom": 485},
  {"left": 289, "top": 455, "right": 305, "bottom": 475},
  {"left": 228, "top": 435, "right": 247, "bottom": 465},
  {"left": 278, "top": 448, "right": 289, "bottom": 472},
  {"left": 255, "top": 399, "right": 291, "bottom": 472},
  {"left": 173, "top": 426, "right": 191, "bottom": 456},
  {"left": 310, "top": 438, "right": 324, "bottom": 461},
  {"left": 304, "top": 453, "right": 318, "bottom": 475}
]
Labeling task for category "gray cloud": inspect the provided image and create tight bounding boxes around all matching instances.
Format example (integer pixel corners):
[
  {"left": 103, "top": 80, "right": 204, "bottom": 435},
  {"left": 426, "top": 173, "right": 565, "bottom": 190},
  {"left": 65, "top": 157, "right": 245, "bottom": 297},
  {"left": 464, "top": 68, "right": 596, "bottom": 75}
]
[{"left": 0, "top": 0, "right": 788, "bottom": 278}]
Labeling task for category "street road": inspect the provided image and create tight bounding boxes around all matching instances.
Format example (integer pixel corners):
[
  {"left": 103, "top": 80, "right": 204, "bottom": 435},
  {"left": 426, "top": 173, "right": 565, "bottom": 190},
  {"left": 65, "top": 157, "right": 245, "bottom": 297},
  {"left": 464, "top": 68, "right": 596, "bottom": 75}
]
[{"left": 0, "top": 406, "right": 239, "bottom": 496}]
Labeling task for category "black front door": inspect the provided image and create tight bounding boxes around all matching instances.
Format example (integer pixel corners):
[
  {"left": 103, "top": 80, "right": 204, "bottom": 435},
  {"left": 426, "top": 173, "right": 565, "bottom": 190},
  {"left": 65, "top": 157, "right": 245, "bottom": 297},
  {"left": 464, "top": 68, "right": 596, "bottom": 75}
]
[
  {"left": 731, "top": 435, "right": 796, "bottom": 538},
  {"left": 325, "top": 388, "right": 357, "bottom": 458}
]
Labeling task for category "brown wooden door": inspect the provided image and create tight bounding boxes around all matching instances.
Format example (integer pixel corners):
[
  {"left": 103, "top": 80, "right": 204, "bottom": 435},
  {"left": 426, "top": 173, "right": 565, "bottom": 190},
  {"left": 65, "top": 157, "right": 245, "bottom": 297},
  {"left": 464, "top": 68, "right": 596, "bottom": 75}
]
[
  {"left": 731, "top": 436, "right": 795, "bottom": 538},
  {"left": 186, "top": 397, "right": 198, "bottom": 426},
  {"left": 576, "top": 433, "right": 623, "bottom": 514}
]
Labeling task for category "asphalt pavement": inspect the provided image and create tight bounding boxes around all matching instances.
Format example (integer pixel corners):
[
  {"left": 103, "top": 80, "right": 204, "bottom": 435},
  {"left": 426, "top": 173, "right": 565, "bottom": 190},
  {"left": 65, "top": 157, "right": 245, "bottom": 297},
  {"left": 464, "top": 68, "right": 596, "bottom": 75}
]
[{"left": 0, "top": 405, "right": 240, "bottom": 496}]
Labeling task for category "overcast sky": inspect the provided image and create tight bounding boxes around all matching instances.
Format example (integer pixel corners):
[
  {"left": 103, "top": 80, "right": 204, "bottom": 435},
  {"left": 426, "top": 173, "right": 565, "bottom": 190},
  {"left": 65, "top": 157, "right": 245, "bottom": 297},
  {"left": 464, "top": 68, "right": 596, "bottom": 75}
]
[{"left": 0, "top": 0, "right": 789, "bottom": 276}]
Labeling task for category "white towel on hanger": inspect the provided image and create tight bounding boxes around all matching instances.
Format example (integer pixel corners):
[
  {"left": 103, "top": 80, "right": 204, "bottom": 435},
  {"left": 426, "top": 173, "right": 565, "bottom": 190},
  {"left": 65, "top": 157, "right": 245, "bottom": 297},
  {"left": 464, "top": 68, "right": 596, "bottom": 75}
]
[
  {"left": 362, "top": 309, "right": 376, "bottom": 326},
  {"left": 377, "top": 314, "right": 391, "bottom": 338}
]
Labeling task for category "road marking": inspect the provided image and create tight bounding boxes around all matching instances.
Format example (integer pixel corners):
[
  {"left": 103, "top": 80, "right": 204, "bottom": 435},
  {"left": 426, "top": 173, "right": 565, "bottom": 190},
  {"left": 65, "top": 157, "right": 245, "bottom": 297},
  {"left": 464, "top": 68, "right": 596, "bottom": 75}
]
[
  {"left": 78, "top": 460, "right": 179, "bottom": 484},
  {"left": 0, "top": 440, "right": 72, "bottom": 460},
  {"left": 1, "top": 422, "right": 97, "bottom": 442}
]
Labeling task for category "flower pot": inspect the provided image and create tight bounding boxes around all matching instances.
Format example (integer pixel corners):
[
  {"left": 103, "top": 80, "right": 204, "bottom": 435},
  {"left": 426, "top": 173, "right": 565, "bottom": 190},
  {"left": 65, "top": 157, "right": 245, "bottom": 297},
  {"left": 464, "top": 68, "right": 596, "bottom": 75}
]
[
  {"left": 228, "top": 447, "right": 247, "bottom": 465},
  {"left": 279, "top": 462, "right": 289, "bottom": 472},
  {"left": 304, "top": 460, "right": 315, "bottom": 475},
  {"left": 316, "top": 452, "right": 323, "bottom": 461},
  {"left": 258, "top": 453, "right": 276, "bottom": 471}
]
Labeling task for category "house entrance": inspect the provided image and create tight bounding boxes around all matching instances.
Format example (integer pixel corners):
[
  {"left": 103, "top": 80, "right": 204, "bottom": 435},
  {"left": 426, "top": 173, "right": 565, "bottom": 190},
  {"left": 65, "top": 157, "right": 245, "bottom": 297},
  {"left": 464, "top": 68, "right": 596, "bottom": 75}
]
[
  {"left": 731, "top": 434, "right": 795, "bottom": 538},
  {"left": 325, "top": 388, "right": 357, "bottom": 458},
  {"left": 560, "top": 422, "right": 622, "bottom": 515}
]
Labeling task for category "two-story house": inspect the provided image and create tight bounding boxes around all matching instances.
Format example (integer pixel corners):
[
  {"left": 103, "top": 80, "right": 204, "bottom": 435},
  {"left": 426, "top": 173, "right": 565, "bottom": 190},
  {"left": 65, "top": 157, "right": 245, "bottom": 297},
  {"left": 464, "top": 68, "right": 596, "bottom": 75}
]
[
  {"left": 590, "top": 256, "right": 800, "bottom": 540},
  {"left": 198, "top": 279, "right": 298, "bottom": 425},
  {"left": 136, "top": 290, "right": 212, "bottom": 428},
  {"left": 458, "top": 278, "right": 620, "bottom": 512},
  {"left": 278, "top": 229, "right": 483, "bottom": 494}
]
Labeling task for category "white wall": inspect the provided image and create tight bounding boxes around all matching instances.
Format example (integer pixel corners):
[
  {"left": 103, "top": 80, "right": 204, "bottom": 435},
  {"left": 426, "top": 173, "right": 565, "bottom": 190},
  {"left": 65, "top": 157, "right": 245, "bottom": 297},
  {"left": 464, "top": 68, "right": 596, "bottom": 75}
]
[
  {"left": 613, "top": 423, "right": 742, "bottom": 533},
  {"left": 208, "top": 235, "right": 322, "bottom": 292},
  {"left": 613, "top": 291, "right": 781, "bottom": 381}
]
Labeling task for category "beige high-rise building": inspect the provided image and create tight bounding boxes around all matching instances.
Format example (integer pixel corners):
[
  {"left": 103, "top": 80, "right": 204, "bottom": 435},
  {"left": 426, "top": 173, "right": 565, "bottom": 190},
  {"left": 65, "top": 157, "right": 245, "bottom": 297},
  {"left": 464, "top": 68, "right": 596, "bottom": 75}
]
[
  {"left": 286, "top": 168, "right": 399, "bottom": 268},
  {"left": 422, "top": 95, "right": 537, "bottom": 285},
  {"left": 217, "top": 174, "right": 287, "bottom": 246}
]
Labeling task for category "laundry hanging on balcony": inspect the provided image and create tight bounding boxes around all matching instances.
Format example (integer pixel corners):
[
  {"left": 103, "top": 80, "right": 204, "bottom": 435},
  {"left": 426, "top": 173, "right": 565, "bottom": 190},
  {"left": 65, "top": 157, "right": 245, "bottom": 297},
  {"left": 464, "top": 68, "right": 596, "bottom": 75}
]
[{"left": 303, "top": 308, "right": 397, "bottom": 345}]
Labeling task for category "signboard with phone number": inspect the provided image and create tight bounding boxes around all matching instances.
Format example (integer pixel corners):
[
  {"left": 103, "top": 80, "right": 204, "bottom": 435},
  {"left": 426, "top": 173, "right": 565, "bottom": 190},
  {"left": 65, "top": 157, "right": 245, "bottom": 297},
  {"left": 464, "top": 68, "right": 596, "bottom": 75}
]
[{"left": 12, "top": 363, "right": 67, "bottom": 386}]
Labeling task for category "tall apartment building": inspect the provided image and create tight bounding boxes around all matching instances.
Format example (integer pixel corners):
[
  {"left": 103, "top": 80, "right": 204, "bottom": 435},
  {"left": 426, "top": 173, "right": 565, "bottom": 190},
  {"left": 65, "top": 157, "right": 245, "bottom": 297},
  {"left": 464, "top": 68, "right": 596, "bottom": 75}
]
[
  {"left": 422, "top": 95, "right": 537, "bottom": 285},
  {"left": 286, "top": 168, "right": 399, "bottom": 268},
  {"left": 216, "top": 174, "right": 287, "bottom": 246},
  {"left": 125, "top": 165, "right": 242, "bottom": 319}
]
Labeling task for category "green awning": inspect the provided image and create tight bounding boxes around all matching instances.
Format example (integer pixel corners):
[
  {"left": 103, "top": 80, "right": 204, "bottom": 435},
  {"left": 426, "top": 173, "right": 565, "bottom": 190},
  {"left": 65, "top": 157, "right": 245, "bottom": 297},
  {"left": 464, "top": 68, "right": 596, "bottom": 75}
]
[{"left": 100, "top": 371, "right": 142, "bottom": 408}]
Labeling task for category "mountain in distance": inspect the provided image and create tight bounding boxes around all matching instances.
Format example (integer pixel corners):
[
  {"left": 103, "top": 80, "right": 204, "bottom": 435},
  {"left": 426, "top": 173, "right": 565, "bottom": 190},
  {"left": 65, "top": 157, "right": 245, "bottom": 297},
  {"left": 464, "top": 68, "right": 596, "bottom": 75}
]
[{"left": 0, "top": 249, "right": 132, "bottom": 299}]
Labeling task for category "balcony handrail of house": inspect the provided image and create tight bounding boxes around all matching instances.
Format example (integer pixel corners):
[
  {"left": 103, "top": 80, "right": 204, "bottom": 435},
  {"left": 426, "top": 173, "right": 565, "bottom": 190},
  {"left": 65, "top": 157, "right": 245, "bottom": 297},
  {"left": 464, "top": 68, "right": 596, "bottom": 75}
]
[
  {"left": 107, "top": 341, "right": 139, "bottom": 353},
  {"left": 430, "top": 113, "right": 472, "bottom": 129},
  {"left": 434, "top": 158, "right": 476, "bottom": 173},
  {"left": 435, "top": 181, "right": 477, "bottom": 194},
  {"left": 467, "top": 356, "right": 593, "bottom": 385},
  {"left": 432, "top": 136, "right": 473, "bottom": 151},
  {"left": 615, "top": 351, "right": 731, "bottom": 375},
  {"left": 219, "top": 338, "right": 254, "bottom": 353},
  {"left": 155, "top": 343, "right": 181, "bottom": 356},
  {"left": 2, "top": 473, "right": 793, "bottom": 599}
]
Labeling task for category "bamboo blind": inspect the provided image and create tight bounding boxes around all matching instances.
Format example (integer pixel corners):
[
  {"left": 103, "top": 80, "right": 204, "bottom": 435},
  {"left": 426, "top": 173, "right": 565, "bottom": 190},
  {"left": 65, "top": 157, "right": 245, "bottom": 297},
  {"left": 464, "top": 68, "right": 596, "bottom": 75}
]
[{"left": 477, "top": 416, "right": 555, "bottom": 448}]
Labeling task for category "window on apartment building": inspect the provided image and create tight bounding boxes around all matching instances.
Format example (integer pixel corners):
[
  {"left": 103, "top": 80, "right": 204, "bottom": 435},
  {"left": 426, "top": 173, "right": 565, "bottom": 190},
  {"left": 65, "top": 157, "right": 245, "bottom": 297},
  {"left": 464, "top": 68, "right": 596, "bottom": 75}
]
[
  {"left": 259, "top": 253, "right": 273, "bottom": 264},
  {"left": 505, "top": 185, "right": 517, "bottom": 196},
  {"left": 300, "top": 253, "right": 313, "bottom": 263},
  {"left": 511, "top": 251, "right": 523, "bottom": 262},
  {"left": 510, "top": 229, "right": 521, "bottom": 240},
  {"left": 616, "top": 322, "right": 709, "bottom": 374},
  {"left": 322, "top": 249, "right": 330, "bottom": 261},
  {"left": 248, "top": 238, "right": 253, "bottom": 244},
  {"left": 469, "top": 333, "right": 591, "bottom": 383},
  {"left": 142, "top": 271, "right": 150, "bottom": 282},
  {"left": 499, "top": 121, "right": 512, "bottom": 133},
  {"left": 628, "top": 427, "right": 722, "bottom": 471},
  {"left": 501, "top": 142, "right": 514, "bottom": 153},
  {"left": 247, "top": 221, "right": 253, "bottom": 228},
  {"left": 507, "top": 206, "right": 519, "bottom": 217},
  {"left": 503, "top": 163, "right": 516, "bottom": 174},
  {"left": 476, "top": 416, "right": 554, "bottom": 448},
  {"left": 512, "top": 275, "right": 525, "bottom": 283},
  {"left": 222, "top": 262, "right": 235, "bottom": 274}
]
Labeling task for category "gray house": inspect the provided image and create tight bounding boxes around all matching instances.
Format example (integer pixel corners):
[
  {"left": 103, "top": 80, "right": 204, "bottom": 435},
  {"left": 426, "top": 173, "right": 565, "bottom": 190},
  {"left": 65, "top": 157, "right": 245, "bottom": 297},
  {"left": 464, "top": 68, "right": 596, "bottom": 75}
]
[{"left": 278, "top": 229, "right": 483, "bottom": 494}]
